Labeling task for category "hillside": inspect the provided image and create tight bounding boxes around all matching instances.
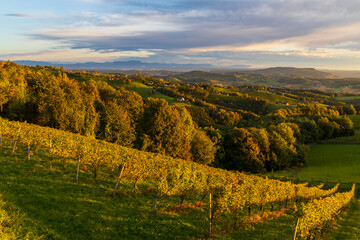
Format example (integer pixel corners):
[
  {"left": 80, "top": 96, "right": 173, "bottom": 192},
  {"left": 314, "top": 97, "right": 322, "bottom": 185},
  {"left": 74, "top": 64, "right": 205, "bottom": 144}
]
[
  {"left": 248, "top": 67, "right": 335, "bottom": 79},
  {"left": 0, "top": 117, "right": 356, "bottom": 239}
]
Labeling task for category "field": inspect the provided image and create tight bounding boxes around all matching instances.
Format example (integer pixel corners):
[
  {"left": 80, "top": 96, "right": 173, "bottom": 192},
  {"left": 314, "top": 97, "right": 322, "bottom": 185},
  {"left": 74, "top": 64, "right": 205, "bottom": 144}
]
[
  {"left": 242, "top": 91, "right": 298, "bottom": 104},
  {"left": 108, "top": 80, "right": 176, "bottom": 104},
  {"left": 335, "top": 96, "right": 360, "bottom": 101},
  {"left": 295, "top": 144, "right": 360, "bottom": 182}
]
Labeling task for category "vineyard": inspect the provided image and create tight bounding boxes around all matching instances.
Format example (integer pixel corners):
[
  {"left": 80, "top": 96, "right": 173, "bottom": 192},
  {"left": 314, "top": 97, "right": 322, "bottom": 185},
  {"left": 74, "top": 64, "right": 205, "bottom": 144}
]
[{"left": 0, "top": 117, "right": 356, "bottom": 239}]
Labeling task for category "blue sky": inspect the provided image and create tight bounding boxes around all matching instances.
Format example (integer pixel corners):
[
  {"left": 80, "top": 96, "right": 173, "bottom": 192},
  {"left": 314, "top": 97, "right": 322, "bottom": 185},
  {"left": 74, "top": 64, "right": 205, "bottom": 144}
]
[{"left": 2, "top": 0, "right": 360, "bottom": 69}]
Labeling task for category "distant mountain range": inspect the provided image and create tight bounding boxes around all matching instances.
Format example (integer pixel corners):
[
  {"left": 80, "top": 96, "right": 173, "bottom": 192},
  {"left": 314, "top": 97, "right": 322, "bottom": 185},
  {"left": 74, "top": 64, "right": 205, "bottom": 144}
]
[
  {"left": 246, "top": 67, "right": 335, "bottom": 79},
  {"left": 11, "top": 60, "right": 214, "bottom": 71}
]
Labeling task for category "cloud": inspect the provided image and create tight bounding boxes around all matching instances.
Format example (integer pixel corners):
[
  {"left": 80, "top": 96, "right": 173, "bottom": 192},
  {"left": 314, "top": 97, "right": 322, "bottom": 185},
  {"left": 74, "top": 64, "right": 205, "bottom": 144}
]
[
  {"left": 9, "top": 0, "right": 360, "bottom": 68},
  {"left": 5, "top": 13, "right": 33, "bottom": 18},
  {"left": 29, "top": 0, "right": 360, "bottom": 53},
  {"left": 1, "top": 48, "right": 156, "bottom": 63}
]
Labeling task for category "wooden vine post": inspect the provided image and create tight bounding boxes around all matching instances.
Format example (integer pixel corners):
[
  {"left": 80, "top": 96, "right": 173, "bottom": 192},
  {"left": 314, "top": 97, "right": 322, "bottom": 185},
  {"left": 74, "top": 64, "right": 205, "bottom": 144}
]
[
  {"left": 112, "top": 163, "right": 126, "bottom": 197},
  {"left": 49, "top": 138, "right": 52, "bottom": 169},
  {"left": 153, "top": 190, "right": 159, "bottom": 215},
  {"left": 27, "top": 143, "right": 31, "bottom": 161},
  {"left": 94, "top": 165, "right": 97, "bottom": 179},
  {"left": 292, "top": 217, "right": 299, "bottom": 240},
  {"left": 208, "top": 192, "right": 212, "bottom": 238},
  {"left": 12, "top": 128, "right": 21, "bottom": 154},
  {"left": 76, "top": 155, "right": 81, "bottom": 183}
]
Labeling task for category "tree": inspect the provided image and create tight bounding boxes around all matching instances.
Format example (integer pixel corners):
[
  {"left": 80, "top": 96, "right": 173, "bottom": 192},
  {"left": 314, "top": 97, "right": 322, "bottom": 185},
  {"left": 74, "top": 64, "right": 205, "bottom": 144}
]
[
  {"left": 102, "top": 101, "right": 135, "bottom": 147},
  {"left": 248, "top": 128, "right": 270, "bottom": 164},
  {"left": 191, "top": 130, "right": 216, "bottom": 165},
  {"left": 137, "top": 98, "right": 192, "bottom": 160},
  {"left": 223, "top": 127, "right": 263, "bottom": 173},
  {"left": 267, "top": 123, "right": 301, "bottom": 170}
]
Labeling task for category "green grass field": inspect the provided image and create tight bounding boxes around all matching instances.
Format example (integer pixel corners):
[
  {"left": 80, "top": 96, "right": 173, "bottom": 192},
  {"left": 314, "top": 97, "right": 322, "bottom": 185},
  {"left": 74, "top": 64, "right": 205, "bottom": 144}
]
[
  {"left": 335, "top": 96, "right": 360, "bottom": 101},
  {"left": 348, "top": 115, "right": 360, "bottom": 128},
  {"left": 297, "top": 144, "right": 360, "bottom": 182},
  {"left": 327, "top": 199, "right": 360, "bottom": 240},
  {"left": 242, "top": 91, "right": 298, "bottom": 104},
  {"left": 108, "top": 80, "right": 176, "bottom": 104},
  {"left": 267, "top": 102, "right": 293, "bottom": 112}
]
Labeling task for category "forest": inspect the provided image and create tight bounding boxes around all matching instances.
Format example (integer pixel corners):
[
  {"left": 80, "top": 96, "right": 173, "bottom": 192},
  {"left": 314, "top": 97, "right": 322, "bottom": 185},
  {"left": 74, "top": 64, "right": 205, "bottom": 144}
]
[{"left": 0, "top": 61, "right": 356, "bottom": 173}]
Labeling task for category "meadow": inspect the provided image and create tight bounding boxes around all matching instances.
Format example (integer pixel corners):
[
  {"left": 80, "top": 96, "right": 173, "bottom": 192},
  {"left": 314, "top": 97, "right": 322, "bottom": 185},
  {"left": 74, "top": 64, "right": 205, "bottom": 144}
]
[{"left": 108, "top": 79, "right": 176, "bottom": 103}]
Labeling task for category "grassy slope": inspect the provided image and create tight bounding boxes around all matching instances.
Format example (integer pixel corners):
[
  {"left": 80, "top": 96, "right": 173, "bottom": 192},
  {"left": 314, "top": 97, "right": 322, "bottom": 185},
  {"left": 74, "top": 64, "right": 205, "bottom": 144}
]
[
  {"left": 242, "top": 91, "right": 298, "bottom": 104},
  {"left": 327, "top": 199, "right": 360, "bottom": 240},
  {"left": 108, "top": 80, "right": 176, "bottom": 104},
  {"left": 335, "top": 96, "right": 360, "bottom": 101},
  {"left": 209, "top": 89, "right": 298, "bottom": 104},
  {"left": 208, "top": 89, "right": 298, "bottom": 113},
  {"left": 296, "top": 144, "right": 360, "bottom": 182},
  {"left": 348, "top": 115, "right": 360, "bottom": 128},
  {"left": 0, "top": 144, "right": 210, "bottom": 240}
]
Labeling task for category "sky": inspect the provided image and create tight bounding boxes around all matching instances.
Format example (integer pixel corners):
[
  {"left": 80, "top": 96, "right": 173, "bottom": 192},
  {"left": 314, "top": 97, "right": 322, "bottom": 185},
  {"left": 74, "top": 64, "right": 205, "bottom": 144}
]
[{"left": 2, "top": 0, "right": 360, "bottom": 69}]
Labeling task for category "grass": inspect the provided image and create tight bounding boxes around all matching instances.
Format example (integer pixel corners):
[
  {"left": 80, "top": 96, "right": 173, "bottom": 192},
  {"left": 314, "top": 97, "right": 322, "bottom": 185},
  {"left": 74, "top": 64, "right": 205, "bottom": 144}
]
[
  {"left": 0, "top": 193, "right": 38, "bottom": 239},
  {"left": 320, "top": 130, "right": 360, "bottom": 144},
  {"left": 214, "top": 214, "right": 296, "bottom": 240},
  {"left": 109, "top": 80, "right": 176, "bottom": 104},
  {"left": 242, "top": 91, "right": 298, "bottom": 104},
  {"left": 335, "top": 96, "right": 360, "bottom": 101},
  {"left": 327, "top": 199, "right": 360, "bottom": 240},
  {"left": 0, "top": 143, "right": 210, "bottom": 239},
  {"left": 267, "top": 102, "right": 293, "bottom": 112},
  {"left": 297, "top": 144, "right": 360, "bottom": 182},
  {"left": 212, "top": 86, "right": 236, "bottom": 93},
  {"left": 348, "top": 115, "right": 360, "bottom": 129}
]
